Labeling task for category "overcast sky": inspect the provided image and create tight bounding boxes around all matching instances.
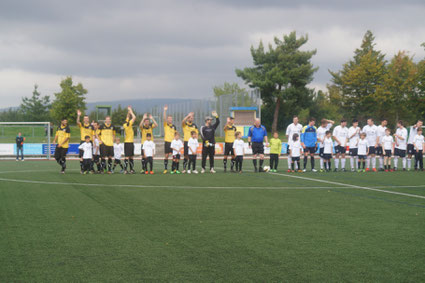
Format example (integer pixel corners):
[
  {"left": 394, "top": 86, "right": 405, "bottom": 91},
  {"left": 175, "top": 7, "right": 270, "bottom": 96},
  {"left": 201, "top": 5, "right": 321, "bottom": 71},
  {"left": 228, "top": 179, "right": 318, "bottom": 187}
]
[{"left": 1, "top": 0, "right": 424, "bottom": 108}]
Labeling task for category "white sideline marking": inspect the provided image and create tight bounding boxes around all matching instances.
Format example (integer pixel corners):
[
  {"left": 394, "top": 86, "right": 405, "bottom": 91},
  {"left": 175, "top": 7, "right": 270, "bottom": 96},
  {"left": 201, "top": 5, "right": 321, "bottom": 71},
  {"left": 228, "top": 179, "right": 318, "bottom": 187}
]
[{"left": 268, "top": 172, "right": 425, "bottom": 200}]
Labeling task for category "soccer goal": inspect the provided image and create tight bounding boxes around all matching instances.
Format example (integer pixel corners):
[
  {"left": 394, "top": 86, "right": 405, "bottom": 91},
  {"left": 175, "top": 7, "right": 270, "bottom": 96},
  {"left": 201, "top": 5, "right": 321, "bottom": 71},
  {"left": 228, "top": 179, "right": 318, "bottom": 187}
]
[{"left": 0, "top": 122, "right": 52, "bottom": 159}]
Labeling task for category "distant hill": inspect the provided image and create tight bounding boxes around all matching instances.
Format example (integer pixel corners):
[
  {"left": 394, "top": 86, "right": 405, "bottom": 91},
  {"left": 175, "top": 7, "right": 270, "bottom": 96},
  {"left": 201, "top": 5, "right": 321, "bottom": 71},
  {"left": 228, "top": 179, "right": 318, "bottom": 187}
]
[{"left": 86, "top": 98, "right": 199, "bottom": 113}]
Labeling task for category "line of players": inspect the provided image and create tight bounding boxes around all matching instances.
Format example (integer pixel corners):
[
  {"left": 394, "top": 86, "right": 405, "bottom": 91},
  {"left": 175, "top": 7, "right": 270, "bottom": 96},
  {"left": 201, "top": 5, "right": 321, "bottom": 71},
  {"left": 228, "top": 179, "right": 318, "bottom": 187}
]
[{"left": 285, "top": 116, "right": 424, "bottom": 172}]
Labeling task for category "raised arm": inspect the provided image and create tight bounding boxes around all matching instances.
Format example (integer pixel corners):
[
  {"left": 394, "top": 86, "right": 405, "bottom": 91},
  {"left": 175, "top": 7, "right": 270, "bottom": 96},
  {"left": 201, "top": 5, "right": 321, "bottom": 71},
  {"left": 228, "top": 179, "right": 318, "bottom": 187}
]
[
  {"left": 149, "top": 114, "right": 158, "bottom": 128},
  {"left": 77, "top": 110, "right": 82, "bottom": 126},
  {"left": 163, "top": 105, "right": 168, "bottom": 124},
  {"left": 182, "top": 112, "right": 194, "bottom": 127},
  {"left": 139, "top": 113, "right": 148, "bottom": 127},
  {"left": 128, "top": 106, "right": 136, "bottom": 124},
  {"left": 211, "top": 111, "right": 220, "bottom": 130}
]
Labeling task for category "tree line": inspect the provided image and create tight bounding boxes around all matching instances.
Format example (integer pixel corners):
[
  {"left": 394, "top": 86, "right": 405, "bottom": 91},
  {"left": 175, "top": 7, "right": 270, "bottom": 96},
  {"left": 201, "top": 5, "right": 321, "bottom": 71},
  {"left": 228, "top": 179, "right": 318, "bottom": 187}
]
[{"left": 2, "top": 30, "right": 424, "bottom": 132}]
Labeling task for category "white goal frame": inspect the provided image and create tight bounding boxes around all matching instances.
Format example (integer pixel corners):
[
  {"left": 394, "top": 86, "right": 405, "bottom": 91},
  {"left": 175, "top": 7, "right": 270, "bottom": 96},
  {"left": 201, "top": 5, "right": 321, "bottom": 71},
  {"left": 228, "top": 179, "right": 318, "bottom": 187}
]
[{"left": 0, "top": 122, "right": 51, "bottom": 159}]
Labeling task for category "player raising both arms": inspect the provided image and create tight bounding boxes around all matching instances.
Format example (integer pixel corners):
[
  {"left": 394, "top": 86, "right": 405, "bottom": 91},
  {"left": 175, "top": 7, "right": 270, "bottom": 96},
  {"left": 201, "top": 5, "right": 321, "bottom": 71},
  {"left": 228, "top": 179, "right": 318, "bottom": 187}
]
[
  {"left": 123, "top": 106, "right": 136, "bottom": 174},
  {"left": 139, "top": 113, "right": 158, "bottom": 174},
  {"left": 163, "top": 105, "right": 176, "bottom": 174},
  {"left": 97, "top": 116, "right": 116, "bottom": 174},
  {"left": 223, "top": 117, "right": 237, "bottom": 172},
  {"left": 53, "top": 118, "right": 71, "bottom": 174},
  {"left": 182, "top": 112, "right": 198, "bottom": 173},
  {"left": 77, "top": 110, "right": 94, "bottom": 174}
]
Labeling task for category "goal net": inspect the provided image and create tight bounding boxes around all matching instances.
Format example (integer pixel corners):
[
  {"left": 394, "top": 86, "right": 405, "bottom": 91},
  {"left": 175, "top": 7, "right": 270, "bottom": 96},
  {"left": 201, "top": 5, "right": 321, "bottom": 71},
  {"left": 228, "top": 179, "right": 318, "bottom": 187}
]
[{"left": 0, "top": 122, "right": 52, "bottom": 159}]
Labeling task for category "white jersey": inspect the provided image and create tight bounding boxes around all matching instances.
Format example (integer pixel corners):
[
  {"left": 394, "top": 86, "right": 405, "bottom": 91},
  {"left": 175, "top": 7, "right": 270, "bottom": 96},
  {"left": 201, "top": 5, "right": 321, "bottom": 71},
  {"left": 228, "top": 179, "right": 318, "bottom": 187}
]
[
  {"left": 414, "top": 134, "right": 424, "bottom": 150},
  {"left": 188, "top": 138, "right": 199, "bottom": 155},
  {"left": 362, "top": 124, "right": 378, "bottom": 146},
  {"left": 332, "top": 125, "right": 349, "bottom": 146},
  {"left": 93, "top": 138, "right": 100, "bottom": 155},
  {"left": 143, "top": 140, "right": 156, "bottom": 157},
  {"left": 170, "top": 139, "right": 183, "bottom": 155},
  {"left": 407, "top": 125, "right": 419, "bottom": 145},
  {"left": 286, "top": 123, "right": 303, "bottom": 145},
  {"left": 78, "top": 142, "right": 93, "bottom": 159},
  {"left": 233, "top": 139, "right": 245, "bottom": 156},
  {"left": 289, "top": 140, "right": 302, "bottom": 157},
  {"left": 357, "top": 139, "right": 369, "bottom": 155},
  {"left": 348, "top": 126, "right": 360, "bottom": 149},
  {"left": 395, "top": 127, "right": 408, "bottom": 150},
  {"left": 323, "top": 137, "right": 334, "bottom": 154},
  {"left": 113, "top": 143, "right": 124, "bottom": 160},
  {"left": 317, "top": 123, "right": 333, "bottom": 148},
  {"left": 382, "top": 135, "right": 394, "bottom": 151},
  {"left": 376, "top": 125, "right": 387, "bottom": 145}
]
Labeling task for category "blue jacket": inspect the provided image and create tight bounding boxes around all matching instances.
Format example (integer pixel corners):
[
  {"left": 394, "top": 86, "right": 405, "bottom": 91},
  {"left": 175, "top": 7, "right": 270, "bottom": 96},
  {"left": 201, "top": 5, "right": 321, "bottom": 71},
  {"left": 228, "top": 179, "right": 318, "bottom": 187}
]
[
  {"left": 301, "top": 125, "right": 317, "bottom": 147},
  {"left": 248, "top": 125, "right": 267, "bottom": 143}
]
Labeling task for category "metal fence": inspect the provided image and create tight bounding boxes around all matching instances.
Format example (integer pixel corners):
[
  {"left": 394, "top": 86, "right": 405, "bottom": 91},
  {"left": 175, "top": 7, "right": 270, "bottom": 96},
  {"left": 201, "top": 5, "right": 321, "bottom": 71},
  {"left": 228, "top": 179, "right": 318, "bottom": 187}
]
[{"left": 141, "top": 90, "right": 261, "bottom": 138}]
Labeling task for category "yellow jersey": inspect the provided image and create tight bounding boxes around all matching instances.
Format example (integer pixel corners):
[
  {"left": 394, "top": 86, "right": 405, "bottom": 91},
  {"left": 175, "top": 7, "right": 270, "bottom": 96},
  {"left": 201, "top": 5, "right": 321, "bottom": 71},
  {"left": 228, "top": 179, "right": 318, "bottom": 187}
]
[
  {"left": 56, "top": 125, "right": 71, "bottom": 148},
  {"left": 79, "top": 123, "right": 93, "bottom": 141},
  {"left": 123, "top": 119, "right": 134, "bottom": 143},
  {"left": 224, "top": 125, "right": 237, "bottom": 143},
  {"left": 164, "top": 122, "right": 176, "bottom": 142},
  {"left": 141, "top": 124, "right": 156, "bottom": 143},
  {"left": 99, "top": 123, "right": 116, "bottom": 146},
  {"left": 182, "top": 122, "right": 198, "bottom": 142}
]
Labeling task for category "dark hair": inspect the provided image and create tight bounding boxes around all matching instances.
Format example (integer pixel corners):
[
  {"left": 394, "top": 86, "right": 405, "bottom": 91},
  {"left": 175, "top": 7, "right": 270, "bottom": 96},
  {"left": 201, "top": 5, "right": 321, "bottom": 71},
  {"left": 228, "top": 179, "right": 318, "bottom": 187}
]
[
  {"left": 84, "top": 135, "right": 90, "bottom": 140},
  {"left": 418, "top": 128, "right": 423, "bottom": 132},
  {"left": 352, "top": 119, "right": 358, "bottom": 123},
  {"left": 309, "top": 117, "right": 316, "bottom": 122},
  {"left": 398, "top": 120, "right": 404, "bottom": 126},
  {"left": 341, "top": 119, "right": 347, "bottom": 123},
  {"left": 146, "top": 133, "right": 152, "bottom": 137},
  {"left": 174, "top": 132, "right": 180, "bottom": 136},
  {"left": 235, "top": 131, "right": 241, "bottom": 137},
  {"left": 190, "top": 131, "right": 197, "bottom": 135},
  {"left": 229, "top": 117, "right": 234, "bottom": 120},
  {"left": 368, "top": 118, "right": 374, "bottom": 121},
  {"left": 293, "top": 115, "right": 298, "bottom": 119},
  {"left": 61, "top": 118, "right": 67, "bottom": 122},
  {"left": 93, "top": 121, "right": 99, "bottom": 125},
  {"left": 292, "top": 133, "right": 299, "bottom": 141},
  {"left": 321, "top": 119, "right": 327, "bottom": 124},
  {"left": 325, "top": 130, "right": 331, "bottom": 135}
]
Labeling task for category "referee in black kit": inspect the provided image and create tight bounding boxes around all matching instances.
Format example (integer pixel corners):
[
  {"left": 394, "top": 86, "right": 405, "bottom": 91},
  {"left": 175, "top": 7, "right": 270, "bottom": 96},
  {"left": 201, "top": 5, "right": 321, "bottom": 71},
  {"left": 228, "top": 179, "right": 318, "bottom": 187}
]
[{"left": 200, "top": 111, "right": 220, "bottom": 174}]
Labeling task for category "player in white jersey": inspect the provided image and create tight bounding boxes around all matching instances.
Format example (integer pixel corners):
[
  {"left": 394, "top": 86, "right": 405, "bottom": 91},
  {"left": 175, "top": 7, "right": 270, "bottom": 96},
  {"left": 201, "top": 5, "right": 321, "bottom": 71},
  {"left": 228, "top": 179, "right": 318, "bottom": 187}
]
[
  {"left": 362, "top": 118, "right": 378, "bottom": 171},
  {"left": 376, "top": 119, "right": 388, "bottom": 171},
  {"left": 289, "top": 133, "right": 303, "bottom": 172},
  {"left": 332, "top": 119, "right": 349, "bottom": 171},
  {"left": 348, "top": 119, "right": 361, "bottom": 171},
  {"left": 113, "top": 138, "right": 124, "bottom": 173},
  {"left": 413, "top": 128, "right": 424, "bottom": 170},
  {"left": 407, "top": 120, "right": 423, "bottom": 170},
  {"left": 357, "top": 133, "right": 369, "bottom": 172},
  {"left": 381, "top": 128, "right": 394, "bottom": 171},
  {"left": 317, "top": 118, "right": 334, "bottom": 172},
  {"left": 285, "top": 115, "right": 303, "bottom": 171},
  {"left": 322, "top": 131, "right": 334, "bottom": 171},
  {"left": 394, "top": 120, "right": 408, "bottom": 170}
]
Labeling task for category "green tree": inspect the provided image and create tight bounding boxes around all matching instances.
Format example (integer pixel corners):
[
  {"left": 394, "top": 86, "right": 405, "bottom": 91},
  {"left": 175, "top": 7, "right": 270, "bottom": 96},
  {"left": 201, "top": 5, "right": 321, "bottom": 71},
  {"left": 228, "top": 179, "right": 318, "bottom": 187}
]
[
  {"left": 236, "top": 31, "right": 317, "bottom": 132},
  {"left": 213, "top": 82, "right": 247, "bottom": 97},
  {"left": 329, "top": 30, "right": 387, "bottom": 120},
  {"left": 0, "top": 108, "right": 25, "bottom": 122},
  {"left": 20, "top": 84, "right": 51, "bottom": 122},
  {"left": 50, "top": 77, "right": 87, "bottom": 124},
  {"left": 415, "top": 43, "right": 425, "bottom": 119}
]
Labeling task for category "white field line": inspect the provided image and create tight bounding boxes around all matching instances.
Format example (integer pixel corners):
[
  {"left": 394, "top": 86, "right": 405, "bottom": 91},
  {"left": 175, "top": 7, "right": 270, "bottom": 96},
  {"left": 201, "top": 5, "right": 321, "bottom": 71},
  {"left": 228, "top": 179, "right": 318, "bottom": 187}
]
[{"left": 268, "top": 172, "right": 425, "bottom": 200}]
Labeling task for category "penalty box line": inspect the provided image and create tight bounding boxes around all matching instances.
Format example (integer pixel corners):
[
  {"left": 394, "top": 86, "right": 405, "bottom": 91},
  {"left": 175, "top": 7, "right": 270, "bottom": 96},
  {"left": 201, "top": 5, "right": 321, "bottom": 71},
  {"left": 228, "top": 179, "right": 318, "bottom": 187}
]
[{"left": 268, "top": 172, "right": 425, "bottom": 200}]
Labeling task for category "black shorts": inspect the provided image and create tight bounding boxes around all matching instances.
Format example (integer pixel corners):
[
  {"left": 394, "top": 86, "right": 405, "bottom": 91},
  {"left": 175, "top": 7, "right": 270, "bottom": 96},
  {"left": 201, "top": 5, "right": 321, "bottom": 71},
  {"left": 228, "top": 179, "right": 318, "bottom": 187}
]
[
  {"left": 385, "top": 150, "right": 392, "bottom": 157},
  {"left": 173, "top": 154, "right": 181, "bottom": 160},
  {"left": 395, "top": 148, "right": 406, "bottom": 158},
  {"left": 184, "top": 141, "right": 189, "bottom": 156},
  {"left": 349, "top": 148, "right": 358, "bottom": 156},
  {"left": 100, "top": 144, "right": 114, "bottom": 158},
  {"left": 164, "top": 142, "right": 172, "bottom": 154},
  {"left": 93, "top": 154, "right": 100, "bottom": 162},
  {"left": 54, "top": 146, "right": 68, "bottom": 160},
  {"left": 124, "top": 143, "right": 134, "bottom": 157},
  {"left": 79, "top": 141, "right": 84, "bottom": 158},
  {"left": 335, "top": 145, "right": 346, "bottom": 154},
  {"left": 252, "top": 142, "right": 264, "bottom": 155},
  {"left": 305, "top": 146, "right": 317, "bottom": 154},
  {"left": 287, "top": 144, "right": 290, "bottom": 155},
  {"left": 323, "top": 153, "right": 332, "bottom": 160},
  {"left": 368, "top": 146, "right": 376, "bottom": 155},
  {"left": 358, "top": 155, "right": 366, "bottom": 160},
  {"left": 407, "top": 144, "right": 415, "bottom": 155},
  {"left": 376, "top": 146, "right": 383, "bottom": 156},
  {"left": 114, "top": 159, "right": 121, "bottom": 164},
  {"left": 319, "top": 147, "right": 324, "bottom": 158},
  {"left": 292, "top": 156, "right": 300, "bottom": 161},
  {"left": 224, "top": 143, "right": 234, "bottom": 156}
]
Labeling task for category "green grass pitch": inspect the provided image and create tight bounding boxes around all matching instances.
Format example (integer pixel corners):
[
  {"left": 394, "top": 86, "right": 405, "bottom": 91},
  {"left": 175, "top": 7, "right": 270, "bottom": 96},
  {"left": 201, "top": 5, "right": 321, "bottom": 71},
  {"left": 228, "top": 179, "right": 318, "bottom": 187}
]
[{"left": 0, "top": 159, "right": 424, "bottom": 282}]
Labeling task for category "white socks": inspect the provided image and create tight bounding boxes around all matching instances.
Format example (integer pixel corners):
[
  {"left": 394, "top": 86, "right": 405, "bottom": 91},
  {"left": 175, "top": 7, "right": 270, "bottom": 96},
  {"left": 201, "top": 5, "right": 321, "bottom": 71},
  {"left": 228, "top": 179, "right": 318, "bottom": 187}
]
[
  {"left": 320, "top": 158, "right": 324, "bottom": 169},
  {"left": 407, "top": 158, "right": 411, "bottom": 169},
  {"left": 335, "top": 158, "right": 339, "bottom": 169},
  {"left": 394, "top": 156, "right": 398, "bottom": 168},
  {"left": 341, "top": 158, "right": 346, "bottom": 169},
  {"left": 402, "top": 157, "right": 407, "bottom": 169},
  {"left": 366, "top": 157, "right": 370, "bottom": 169},
  {"left": 350, "top": 157, "right": 354, "bottom": 169},
  {"left": 379, "top": 157, "right": 384, "bottom": 169},
  {"left": 288, "top": 156, "right": 292, "bottom": 169},
  {"left": 371, "top": 157, "right": 376, "bottom": 169}
]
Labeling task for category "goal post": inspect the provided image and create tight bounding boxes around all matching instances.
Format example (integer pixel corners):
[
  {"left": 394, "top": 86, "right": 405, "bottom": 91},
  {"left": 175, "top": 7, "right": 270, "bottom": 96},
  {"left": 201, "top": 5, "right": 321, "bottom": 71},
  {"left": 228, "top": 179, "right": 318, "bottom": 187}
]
[{"left": 0, "top": 122, "right": 52, "bottom": 159}]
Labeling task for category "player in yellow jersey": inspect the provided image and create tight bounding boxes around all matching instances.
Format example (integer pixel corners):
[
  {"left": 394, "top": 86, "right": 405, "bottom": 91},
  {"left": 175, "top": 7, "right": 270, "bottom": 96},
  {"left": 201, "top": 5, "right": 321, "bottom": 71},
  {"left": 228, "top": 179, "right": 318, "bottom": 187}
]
[
  {"left": 223, "top": 117, "right": 237, "bottom": 172},
  {"left": 139, "top": 113, "right": 158, "bottom": 173},
  {"left": 181, "top": 112, "right": 198, "bottom": 173},
  {"left": 96, "top": 116, "right": 116, "bottom": 174},
  {"left": 53, "top": 118, "right": 71, "bottom": 174},
  {"left": 77, "top": 110, "right": 94, "bottom": 173},
  {"left": 163, "top": 105, "right": 176, "bottom": 174},
  {"left": 123, "top": 106, "right": 136, "bottom": 174}
]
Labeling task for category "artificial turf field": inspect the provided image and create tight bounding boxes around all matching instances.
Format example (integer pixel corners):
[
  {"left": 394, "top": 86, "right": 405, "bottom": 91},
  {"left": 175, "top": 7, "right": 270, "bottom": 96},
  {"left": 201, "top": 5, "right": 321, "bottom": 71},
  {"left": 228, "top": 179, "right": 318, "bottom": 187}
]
[{"left": 0, "top": 159, "right": 424, "bottom": 282}]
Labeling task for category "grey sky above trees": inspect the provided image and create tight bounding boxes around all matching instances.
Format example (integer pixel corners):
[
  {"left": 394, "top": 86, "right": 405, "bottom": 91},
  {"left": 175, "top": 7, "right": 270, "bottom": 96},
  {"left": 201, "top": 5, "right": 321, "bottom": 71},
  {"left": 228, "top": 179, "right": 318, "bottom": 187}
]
[{"left": 0, "top": 0, "right": 424, "bottom": 107}]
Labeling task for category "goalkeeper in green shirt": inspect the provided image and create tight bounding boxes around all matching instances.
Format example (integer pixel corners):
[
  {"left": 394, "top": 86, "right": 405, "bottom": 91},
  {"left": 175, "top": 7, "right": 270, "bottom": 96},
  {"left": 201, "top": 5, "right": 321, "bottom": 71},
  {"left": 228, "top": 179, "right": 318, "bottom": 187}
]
[{"left": 269, "top": 132, "right": 282, "bottom": 172}]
